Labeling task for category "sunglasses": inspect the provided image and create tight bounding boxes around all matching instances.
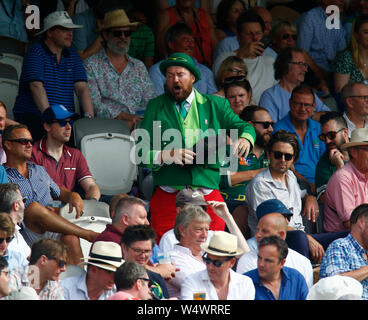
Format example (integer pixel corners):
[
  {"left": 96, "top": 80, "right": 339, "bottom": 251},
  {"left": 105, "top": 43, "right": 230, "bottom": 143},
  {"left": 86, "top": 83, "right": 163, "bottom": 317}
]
[
  {"left": 0, "top": 236, "right": 14, "bottom": 243},
  {"left": 319, "top": 128, "right": 344, "bottom": 141},
  {"left": 251, "top": 121, "right": 274, "bottom": 129},
  {"left": 138, "top": 277, "right": 155, "bottom": 287},
  {"left": 111, "top": 29, "right": 132, "bottom": 38},
  {"left": 281, "top": 33, "right": 297, "bottom": 40},
  {"left": 271, "top": 150, "right": 294, "bottom": 161},
  {"left": 52, "top": 119, "right": 74, "bottom": 127},
  {"left": 7, "top": 138, "right": 34, "bottom": 146},
  {"left": 224, "top": 75, "right": 246, "bottom": 84},
  {"left": 46, "top": 255, "right": 67, "bottom": 268},
  {"left": 202, "top": 254, "right": 232, "bottom": 267}
]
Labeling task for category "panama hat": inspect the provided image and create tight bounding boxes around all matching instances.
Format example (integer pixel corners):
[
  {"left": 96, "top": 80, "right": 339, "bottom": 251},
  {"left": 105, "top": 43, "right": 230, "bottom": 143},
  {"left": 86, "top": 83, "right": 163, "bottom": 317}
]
[
  {"left": 307, "top": 275, "right": 363, "bottom": 300},
  {"left": 81, "top": 241, "right": 124, "bottom": 272},
  {"left": 160, "top": 52, "right": 201, "bottom": 83},
  {"left": 256, "top": 199, "right": 293, "bottom": 221},
  {"left": 99, "top": 9, "right": 139, "bottom": 31},
  {"left": 341, "top": 128, "right": 368, "bottom": 151},
  {"left": 201, "top": 231, "right": 243, "bottom": 257},
  {"left": 36, "top": 11, "right": 83, "bottom": 36}
]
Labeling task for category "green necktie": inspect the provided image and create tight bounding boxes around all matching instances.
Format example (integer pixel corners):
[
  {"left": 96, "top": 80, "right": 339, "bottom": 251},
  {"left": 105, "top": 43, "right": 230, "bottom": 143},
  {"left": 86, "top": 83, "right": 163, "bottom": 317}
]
[{"left": 179, "top": 100, "right": 188, "bottom": 119}]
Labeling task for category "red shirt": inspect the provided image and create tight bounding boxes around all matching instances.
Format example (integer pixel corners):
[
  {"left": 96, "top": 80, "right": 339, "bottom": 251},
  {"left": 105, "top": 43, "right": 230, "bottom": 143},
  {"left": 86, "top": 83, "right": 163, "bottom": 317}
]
[{"left": 30, "top": 137, "right": 92, "bottom": 191}]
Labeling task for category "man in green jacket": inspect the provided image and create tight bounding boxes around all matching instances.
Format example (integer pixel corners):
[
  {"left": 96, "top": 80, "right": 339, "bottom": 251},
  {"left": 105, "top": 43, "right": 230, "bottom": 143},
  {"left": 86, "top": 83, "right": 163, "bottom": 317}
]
[{"left": 136, "top": 52, "right": 256, "bottom": 241}]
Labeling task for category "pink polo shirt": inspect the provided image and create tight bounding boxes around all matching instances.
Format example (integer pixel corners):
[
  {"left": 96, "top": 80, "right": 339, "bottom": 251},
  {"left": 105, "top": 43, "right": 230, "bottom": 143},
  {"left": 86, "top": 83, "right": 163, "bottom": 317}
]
[
  {"left": 324, "top": 161, "right": 368, "bottom": 232},
  {"left": 30, "top": 137, "right": 92, "bottom": 191}
]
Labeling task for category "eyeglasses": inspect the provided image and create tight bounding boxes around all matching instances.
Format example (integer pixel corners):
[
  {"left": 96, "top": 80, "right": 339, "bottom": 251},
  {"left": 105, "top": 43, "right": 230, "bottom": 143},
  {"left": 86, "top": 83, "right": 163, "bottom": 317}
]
[
  {"left": 128, "top": 246, "right": 152, "bottom": 255},
  {"left": 281, "top": 33, "right": 297, "bottom": 40},
  {"left": 291, "top": 100, "right": 314, "bottom": 108},
  {"left": 0, "top": 236, "right": 14, "bottom": 243},
  {"left": 202, "top": 254, "right": 232, "bottom": 267},
  {"left": 250, "top": 121, "right": 274, "bottom": 129},
  {"left": 319, "top": 128, "right": 345, "bottom": 141},
  {"left": 7, "top": 138, "right": 34, "bottom": 146},
  {"left": 46, "top": 255, "right": 67, "bottom": 268},
  {"left": 271, "top": 150, "right": 294, "bottom": 161},
  {"left": 111, "top": 29, "right": 132, "bottom": 38},
  {"left": 224, "top": 75, "right": 246, "bottom": 84},
  {"left": 138, "top": 277, "right": 155, "bottom": 287},
  {"left": 226, "top": 68, "right": 247, "bottom": 76},
  {"left": 0, "top": 270, "right": 8, "bottom": 276},
  {"left": 289, "top": 61, "right": 308, "bottom": 68},
  {"left": 52, "top": 119, "right": 74, "bottom": 127},
  {"left": 348, "top": 95, "right": 368, "bottom": 102}
]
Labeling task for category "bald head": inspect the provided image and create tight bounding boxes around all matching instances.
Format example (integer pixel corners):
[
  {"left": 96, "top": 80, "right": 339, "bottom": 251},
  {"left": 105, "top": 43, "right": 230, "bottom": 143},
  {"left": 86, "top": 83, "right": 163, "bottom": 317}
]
[{"left": 256, "top": 213, "right": 288, "bottom": 244}]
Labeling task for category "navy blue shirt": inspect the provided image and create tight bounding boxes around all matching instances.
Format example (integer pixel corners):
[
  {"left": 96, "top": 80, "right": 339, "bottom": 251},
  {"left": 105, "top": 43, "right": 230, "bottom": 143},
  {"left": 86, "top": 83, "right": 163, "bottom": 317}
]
[
  {"left": 13, "top": 41, "right": 87, "bottom": 116},
  {"left": 245, "top": 267, "right": 309, "bottom": 300}
]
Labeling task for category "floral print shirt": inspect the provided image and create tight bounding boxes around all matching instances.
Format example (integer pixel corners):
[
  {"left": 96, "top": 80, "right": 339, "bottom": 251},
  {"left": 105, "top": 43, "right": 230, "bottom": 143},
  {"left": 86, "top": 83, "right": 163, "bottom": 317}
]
[{"left": 84, "top": 47, "right": 157, "bottom": 118}]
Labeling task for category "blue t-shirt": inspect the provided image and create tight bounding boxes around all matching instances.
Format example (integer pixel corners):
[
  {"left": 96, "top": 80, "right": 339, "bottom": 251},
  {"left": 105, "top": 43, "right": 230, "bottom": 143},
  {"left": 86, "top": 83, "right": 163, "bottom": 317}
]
[
  {"left": 0, "top": 165, "right": 8, "bottom": 183},
  {"left": 245, "top": 266, "right": 309, "bottom": 300},
  {"left": 13, "top": 41, "right": 88, "bottom": 116},
  {"left": 259, "top": 84, "right": 330, "bottom": 122},
  {"left": 273, "top": 112, "right": 325, "bottom": 183}
]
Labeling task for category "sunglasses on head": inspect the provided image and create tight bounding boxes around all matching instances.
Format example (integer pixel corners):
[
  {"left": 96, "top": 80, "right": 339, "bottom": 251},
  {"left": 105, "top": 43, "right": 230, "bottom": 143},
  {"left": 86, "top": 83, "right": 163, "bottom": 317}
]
[
  {"left": 46, "top": 255, "right": 67, "bottom": 268},
  {"left": 202, "top": 254, "right": 233, "bottom": 267},
  {"left": 0, "top": 236, "right": 14, "bottom": 243},
  {"left": 111, "top": 29, "right": 132, "bottom": 38},
  {"left": 224, "top": 75, "right": 246, "bottom": 84},
  {"left": 7, "top": 138, "right": 34, "bottom": 146},
  {"left": 319, "top": 128, "right": 344, "bottom": 142},
  {"left": 52, "top": 119, "right": 74, "bottom": 127},
  {"left": 251, "top": 121, "right": 274, "bottom": 129},
  {"left": 281, "top": 33, "right": 297, "bottom": 40},
  {"left": 272, "top": 150, "right": 294, "bottom": 161}
]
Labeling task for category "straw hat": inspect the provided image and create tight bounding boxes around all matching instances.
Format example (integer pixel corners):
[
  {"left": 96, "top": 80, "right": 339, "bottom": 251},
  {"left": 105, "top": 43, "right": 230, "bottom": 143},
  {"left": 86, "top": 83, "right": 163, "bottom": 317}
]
[
  {"left": 81, "top": 241, "right": 124, "bottom": 272},
  {"left": 8, "top": 287, "right": 39, "bottom": 300},
  {"left": 36, "top": 11, "right": 83, "bottom": 35},
  {"left": 99, "top": 9, "right": 139, "bottom": 31},
  {"left": 341, "top": 128, "right": 368, "bottom": 151},
  {"left": 201, "top": 231, "right": 243, "bottom": 257}
]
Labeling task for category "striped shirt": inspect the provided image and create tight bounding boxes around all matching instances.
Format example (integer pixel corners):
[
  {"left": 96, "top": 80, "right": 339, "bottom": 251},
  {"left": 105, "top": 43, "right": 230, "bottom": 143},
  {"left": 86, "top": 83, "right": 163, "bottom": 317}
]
[
  {"left": 13, "top": 41, "right": 87, "bottom": 116},
  {"left": 5, "top": 161, "right": 60, "bottom": 208},
  {"left": 320, "top": 234, "right": 368, "bottom": 300}
]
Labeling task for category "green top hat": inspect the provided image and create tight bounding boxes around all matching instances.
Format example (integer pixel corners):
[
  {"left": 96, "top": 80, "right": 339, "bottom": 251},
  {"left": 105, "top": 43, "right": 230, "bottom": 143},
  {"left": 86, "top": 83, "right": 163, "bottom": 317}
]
[{"left": 160, "top": 52, "right": 201, "bottom": 83}]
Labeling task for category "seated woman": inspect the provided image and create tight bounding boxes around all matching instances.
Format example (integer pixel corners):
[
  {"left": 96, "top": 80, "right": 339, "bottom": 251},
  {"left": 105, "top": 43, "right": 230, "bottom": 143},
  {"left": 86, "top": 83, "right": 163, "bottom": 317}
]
[
  {"left": 214, "top": 55, "right": 248, "bottom": 97},
  {"left": 332, "top": 14, "right": 368, "bottom": 94},
  {"left": 214, "top": 0, "right": 246, "bottom": 42},
  {"left": 224, "top": 78, "right": 252, "bottom": 115}
]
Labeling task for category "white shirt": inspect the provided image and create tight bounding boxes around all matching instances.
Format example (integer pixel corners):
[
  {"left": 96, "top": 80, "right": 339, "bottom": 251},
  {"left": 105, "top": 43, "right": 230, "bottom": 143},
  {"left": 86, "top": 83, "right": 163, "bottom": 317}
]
[
  {"left": 166, "top": 244, "right": 207, "bottom": 298},
  {"left": 181, "top": 268, "right": 255, "bottom": 300},
  {"left": 236, "top": 237, "right": 314, "bottom": 288},
  {"left": 343, "top": 112, "right": 368, "bottom": 138},
  {"left": 8, "top": 225, "right": 31, "bottom": 260},
  {"left": 245, "top": 168, "right": 306, "bottom": 236}
]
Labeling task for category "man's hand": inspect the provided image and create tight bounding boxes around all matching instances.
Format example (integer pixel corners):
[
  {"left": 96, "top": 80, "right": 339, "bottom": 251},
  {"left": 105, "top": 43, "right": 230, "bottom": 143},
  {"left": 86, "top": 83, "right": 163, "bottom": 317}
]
[
  {"left": 329, "top": 148, "right": 345, "bottom": 169},
  {"left": 68, "top": 192, "right": 84, "bottom": 219},
  {"left": 160, "top": 149, "right": 196, "bottom": 166},
  {"left": 116, "top": 111, "right": 143, "bottom": 131},
  {"left": 237, "top": 41, "right": 264, "bottom": 59},
  {"left": 302, "top": 195, "right": 319, "bottom": 223},
  {"left": 150, "top": 263, "right": 179, "bottom": 280},
  {"left": 306, "top": 234, "right": 325, "bottom": 264},
  {"left": 208, "top": 201, "right": 231, "bottom": 219},
  {"left": 232, "top": 138, "right": 251, "bottom": 159}
]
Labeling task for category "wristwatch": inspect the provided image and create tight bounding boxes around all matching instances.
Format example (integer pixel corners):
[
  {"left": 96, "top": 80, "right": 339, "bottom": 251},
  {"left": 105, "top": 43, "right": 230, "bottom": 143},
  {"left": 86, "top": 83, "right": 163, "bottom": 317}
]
[{"left": 84, "top": 112, "right": 92, "bottom": 119}]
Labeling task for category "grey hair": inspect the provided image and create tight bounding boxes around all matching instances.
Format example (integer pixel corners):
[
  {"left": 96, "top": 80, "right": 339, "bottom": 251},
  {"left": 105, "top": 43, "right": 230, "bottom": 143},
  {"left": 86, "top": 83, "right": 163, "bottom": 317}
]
[
  {"left": 114, "top": 261, "right": 148, "bottom": 290},
  {"left": 174, "top": 205, "right": 211, "bottom": 241},
  {"left": 112, "top": 195, "right": 146, "bottom": 224},
  {"left": 0, "top": 183, "right": 21, "bottom": 213},
  {"left": 341, "top": 82, "right": 366, "bottom": 102}
]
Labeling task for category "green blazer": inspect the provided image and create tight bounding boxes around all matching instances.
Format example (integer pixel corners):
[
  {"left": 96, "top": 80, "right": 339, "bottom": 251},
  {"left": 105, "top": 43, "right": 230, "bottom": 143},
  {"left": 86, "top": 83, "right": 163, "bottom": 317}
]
[{"left": 138, "top": 89, "right": 256, "bottom": 190}]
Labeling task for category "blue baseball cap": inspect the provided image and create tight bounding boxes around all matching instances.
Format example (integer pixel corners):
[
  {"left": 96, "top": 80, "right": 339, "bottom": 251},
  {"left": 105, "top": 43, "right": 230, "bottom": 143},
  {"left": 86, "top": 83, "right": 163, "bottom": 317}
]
[
  {"left": 256, "top": 199, "right": 293, "bottom": 221},
  {"left": 42, "top": 104, "right": 78, "bottom": 124}
]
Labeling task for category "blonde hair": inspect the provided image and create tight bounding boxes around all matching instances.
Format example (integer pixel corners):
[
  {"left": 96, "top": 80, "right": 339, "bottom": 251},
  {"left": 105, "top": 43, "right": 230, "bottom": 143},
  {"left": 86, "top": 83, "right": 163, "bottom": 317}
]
[{"left": 215, "top": 56, "right": 248, "bottom": 88}]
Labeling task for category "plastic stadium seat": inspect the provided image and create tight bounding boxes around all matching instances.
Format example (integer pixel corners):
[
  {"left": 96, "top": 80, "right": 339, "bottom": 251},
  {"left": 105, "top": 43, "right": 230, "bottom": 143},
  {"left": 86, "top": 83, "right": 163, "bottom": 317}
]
[
  {"left": 0, "top": 78, "right": 19, "bottom": 120},
  {"left": 60, "top": 199, "right": 111, "bottom": 220},
  {"left": 0, "top": 62, "right": 18, "bottom": 80},
  {"left": 0, "top": 53, "right": 24, "bottom": 80},
  {"left": 0, "top": 36, "right": 25, "bottom": 56}
]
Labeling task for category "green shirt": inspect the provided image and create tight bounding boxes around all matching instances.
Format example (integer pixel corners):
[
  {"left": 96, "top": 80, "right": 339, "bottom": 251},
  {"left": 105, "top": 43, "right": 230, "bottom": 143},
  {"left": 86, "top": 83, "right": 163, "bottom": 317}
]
[{"left": 128, "top": 24, "right": 155, "bottom": 63}]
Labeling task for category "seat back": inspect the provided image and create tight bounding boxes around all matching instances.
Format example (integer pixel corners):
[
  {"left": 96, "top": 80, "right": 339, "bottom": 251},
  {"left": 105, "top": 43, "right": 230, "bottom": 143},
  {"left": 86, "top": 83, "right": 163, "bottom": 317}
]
[
  {"left": 0, "top": 53, "right": 24, "bottom": 80},
  {"left": 0, "top": 62, "right": 18, "bottom": 80},
  {"left": 0, "top": 36, "right": 25, "bottom": 56},
  {"left": 60, "top": 200, "right": 111, "bottom": 221},
  {"left": 0, "top": 78, "right": 19, "bottom": 120}
]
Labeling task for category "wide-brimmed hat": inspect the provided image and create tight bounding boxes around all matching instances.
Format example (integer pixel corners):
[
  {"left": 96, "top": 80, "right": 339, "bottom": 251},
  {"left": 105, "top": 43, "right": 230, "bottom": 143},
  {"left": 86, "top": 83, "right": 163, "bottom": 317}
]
[
  {"left": 81, "top": 241, "right": 124, "bottom": 272},
  {"left": 201, "top": 231, "right": 243, "bottom": 257},
  {"left": 36, "top": 11, "right": 83, "bottom": 36},
  {"left": 160, "top": 52, "right": 201, "bottom": 83},
  {"left": 256, "top": 199, "right": 293, "bottom": 221},
  {"left": 42, "top": 104, "right": 79, "bottom": 124},
  {"left": 341, "top": 128, "right": 368, "bottom": 151},
  {"left": 175, "top": 187, "right": 208, "bottom": 207},
  {"left": 307, "top": 275, "right": 363, "bottom": 300},
  {"left": 99, "top": 9, "right": 139, "bottom": 31},
  {"left": 8, "top": 287, "right": 39, "bottom": 300}
]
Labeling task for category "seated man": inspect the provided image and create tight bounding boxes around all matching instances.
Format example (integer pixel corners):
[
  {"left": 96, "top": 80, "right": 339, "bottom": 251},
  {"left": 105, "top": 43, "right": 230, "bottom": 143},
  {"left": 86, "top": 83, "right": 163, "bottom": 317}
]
[
  {"left": 0, "top": 257, "right": 9, "bottom": 299},
  {"left": 61, "top": 241, "right": 123, "bottom": 300},
  {"left": 324, "top": 128, "right": 368, "bottom": 232},
  {"left": 181, "top": 231, "right": 255, "bottom": 300},
  {"left": 245, "top": 235, "right": 309, "bottom": 300},
  {"left": 30, "top": 104, "right": 101, "bottom": 201},
  {"left": 149, "top": 22, "right": 217, "bottom": 95},
  {"left": 272, "top": 84, "right": 326, "bottom": 191},
  {"left": 236, "top": 199, "right": 313, "bottom": 289},
  {"left": 315, "top": 112, "right": 349, "bottom": 202},
  {"left": 7, "top": 239, "right": 68, "bottom": 300},
  {"left": 320, "top": 203, "right": 368, "bottom": 300},
  {"left": 3, "top": 124, "right": 99, "bottom": 264}
]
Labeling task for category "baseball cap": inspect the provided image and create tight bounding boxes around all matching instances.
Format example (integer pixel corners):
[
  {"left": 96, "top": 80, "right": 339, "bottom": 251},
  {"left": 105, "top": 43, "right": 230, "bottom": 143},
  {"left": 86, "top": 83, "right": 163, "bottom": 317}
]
[
  {"left": 256, "top": 199, "right": 293, "bottom": 221},
  {"left": 42, "top": 104, "right": 79, "bottom": 124},
  {"left": 175, "top": 188, "right": 208, "bottom": 207}
]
